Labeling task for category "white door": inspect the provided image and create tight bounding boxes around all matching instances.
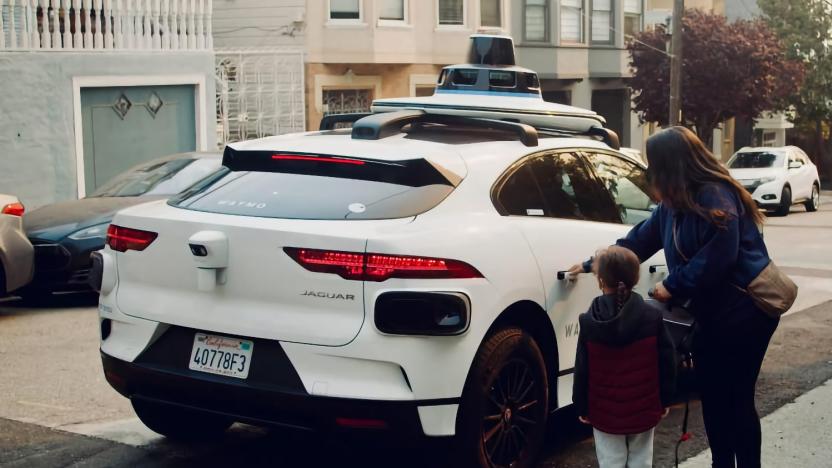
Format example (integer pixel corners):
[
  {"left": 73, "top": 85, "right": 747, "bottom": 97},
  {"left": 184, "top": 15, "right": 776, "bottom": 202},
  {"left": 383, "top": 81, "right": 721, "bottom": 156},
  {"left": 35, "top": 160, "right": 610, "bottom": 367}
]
[
  {"left": 786, "top": 151, "right": 807, "bottom": 199},
  {"left": 493, "top": 150, "right": 666, "bottom": 409}
]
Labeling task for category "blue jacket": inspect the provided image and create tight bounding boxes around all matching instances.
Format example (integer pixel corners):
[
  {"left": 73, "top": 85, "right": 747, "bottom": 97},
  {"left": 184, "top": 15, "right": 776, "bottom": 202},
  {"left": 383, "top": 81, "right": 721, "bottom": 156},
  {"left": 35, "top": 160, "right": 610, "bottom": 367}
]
[{"left": 589, "top": 183, "right": 771, "bottom": 324}]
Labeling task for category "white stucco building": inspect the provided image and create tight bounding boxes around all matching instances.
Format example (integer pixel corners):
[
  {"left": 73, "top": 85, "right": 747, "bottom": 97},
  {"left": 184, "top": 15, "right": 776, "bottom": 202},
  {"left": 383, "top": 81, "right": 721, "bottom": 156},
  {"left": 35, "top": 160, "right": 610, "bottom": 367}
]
[{"left": 0, "top": 1, "right": 216, "bottom": 208}]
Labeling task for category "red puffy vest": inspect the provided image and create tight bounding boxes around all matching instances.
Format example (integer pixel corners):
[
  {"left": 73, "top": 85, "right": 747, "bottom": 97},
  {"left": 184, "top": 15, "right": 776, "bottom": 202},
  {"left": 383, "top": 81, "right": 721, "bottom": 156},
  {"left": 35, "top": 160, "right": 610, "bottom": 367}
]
[{"left": 586, "top": 336, "right": 663, "bottom": 435}]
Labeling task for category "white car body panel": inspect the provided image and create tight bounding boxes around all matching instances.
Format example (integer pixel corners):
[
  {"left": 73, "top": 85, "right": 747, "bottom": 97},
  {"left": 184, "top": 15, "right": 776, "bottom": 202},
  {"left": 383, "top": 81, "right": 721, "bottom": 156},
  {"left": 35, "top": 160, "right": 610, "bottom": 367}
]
[{"left": 98, "top": 129, "right": 666, "bottom": 437}]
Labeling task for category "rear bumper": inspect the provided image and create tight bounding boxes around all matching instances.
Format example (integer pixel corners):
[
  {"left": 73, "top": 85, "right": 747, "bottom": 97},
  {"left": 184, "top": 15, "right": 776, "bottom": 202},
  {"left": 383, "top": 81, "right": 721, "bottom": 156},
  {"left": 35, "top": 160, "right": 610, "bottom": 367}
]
[
  {"left": 28, "top": 238, "right": 101, "bottom": 292},
  {"left": 100, "top": 327, "right": 455, "bottom": 438}
]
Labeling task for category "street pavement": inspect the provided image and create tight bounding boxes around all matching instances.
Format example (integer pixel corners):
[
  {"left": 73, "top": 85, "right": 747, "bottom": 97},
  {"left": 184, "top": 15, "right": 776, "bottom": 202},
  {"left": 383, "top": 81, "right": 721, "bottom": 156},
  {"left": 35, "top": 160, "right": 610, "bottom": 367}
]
[{"left": 1, "top": 193, "right": 831, "bottom": 467}]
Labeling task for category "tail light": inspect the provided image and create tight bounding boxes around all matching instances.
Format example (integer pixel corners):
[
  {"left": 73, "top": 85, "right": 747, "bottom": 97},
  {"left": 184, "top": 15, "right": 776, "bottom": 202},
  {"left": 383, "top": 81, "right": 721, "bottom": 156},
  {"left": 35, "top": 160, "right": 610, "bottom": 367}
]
[
  {"left": 106, "top": 225, "right": 158, "bottom": 252},
  {"left": 1, "top": 202, "right": 25, "bottom": 217},
  {"left": 284, "top": 247, "right": 483, "bottom": 282}
]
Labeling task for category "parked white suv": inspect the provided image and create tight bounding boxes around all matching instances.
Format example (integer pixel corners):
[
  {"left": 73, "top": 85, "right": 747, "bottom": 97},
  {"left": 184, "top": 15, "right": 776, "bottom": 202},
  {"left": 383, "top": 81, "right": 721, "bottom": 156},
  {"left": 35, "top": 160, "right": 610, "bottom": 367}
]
[
  {"left": 92, "top": 35, "right": 668, "bottom": 467},
  {"left": 727, "top": 146, "right": 821, "bottom": 216}
]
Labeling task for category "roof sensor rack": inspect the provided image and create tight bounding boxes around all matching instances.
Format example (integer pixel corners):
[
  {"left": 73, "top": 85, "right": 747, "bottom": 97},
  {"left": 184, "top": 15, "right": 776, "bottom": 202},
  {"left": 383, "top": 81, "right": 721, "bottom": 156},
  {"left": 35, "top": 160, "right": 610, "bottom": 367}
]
[
  {"left": 349, "top": 110, "right": 539, "bottom": 147},
  {"left": 319, "top": 113, "right": 373, "bottom": 131}
]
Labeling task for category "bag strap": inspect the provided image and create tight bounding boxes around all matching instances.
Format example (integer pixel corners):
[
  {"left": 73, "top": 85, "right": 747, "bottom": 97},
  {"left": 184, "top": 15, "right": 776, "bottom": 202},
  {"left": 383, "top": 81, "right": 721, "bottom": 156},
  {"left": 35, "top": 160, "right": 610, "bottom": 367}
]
[{"left": 671, "top": 217, "right": 690, "bottom": 263}]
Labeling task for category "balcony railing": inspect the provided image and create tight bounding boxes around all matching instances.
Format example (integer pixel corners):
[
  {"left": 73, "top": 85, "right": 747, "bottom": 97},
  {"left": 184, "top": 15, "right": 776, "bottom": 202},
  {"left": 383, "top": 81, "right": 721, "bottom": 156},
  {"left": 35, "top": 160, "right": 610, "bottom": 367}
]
[{"left": 0, "top": 0, "right": 212, "bottom": 51}]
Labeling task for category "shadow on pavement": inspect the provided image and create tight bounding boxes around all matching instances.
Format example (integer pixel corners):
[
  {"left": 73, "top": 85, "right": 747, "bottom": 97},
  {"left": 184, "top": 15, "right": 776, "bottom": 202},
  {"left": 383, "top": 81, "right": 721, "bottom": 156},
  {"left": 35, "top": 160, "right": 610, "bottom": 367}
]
[{"left": 0, "top": 291, "right": 98, "bottom": 312}]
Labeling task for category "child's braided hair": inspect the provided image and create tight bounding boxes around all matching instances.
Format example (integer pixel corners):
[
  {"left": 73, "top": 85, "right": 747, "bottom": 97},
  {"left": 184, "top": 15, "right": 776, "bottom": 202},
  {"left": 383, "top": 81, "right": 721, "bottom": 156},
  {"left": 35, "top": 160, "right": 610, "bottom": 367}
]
[{"left": 592, "top": 246, "right": 640, "bottom": 312}]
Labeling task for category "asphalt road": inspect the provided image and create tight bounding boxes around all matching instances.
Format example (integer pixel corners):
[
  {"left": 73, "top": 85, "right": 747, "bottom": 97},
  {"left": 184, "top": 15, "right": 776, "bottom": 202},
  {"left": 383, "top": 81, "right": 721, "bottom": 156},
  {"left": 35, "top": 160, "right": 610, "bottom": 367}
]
[{"left": 2, "top": 194, "right": 831, "bottom": 468}]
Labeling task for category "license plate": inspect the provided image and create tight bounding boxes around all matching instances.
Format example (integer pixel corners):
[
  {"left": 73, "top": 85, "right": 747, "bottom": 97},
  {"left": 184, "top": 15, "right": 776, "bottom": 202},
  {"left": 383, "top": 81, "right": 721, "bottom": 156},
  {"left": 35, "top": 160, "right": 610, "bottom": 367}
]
[{"left": 189, "top": 333, "right": 254, "bottom": 379}]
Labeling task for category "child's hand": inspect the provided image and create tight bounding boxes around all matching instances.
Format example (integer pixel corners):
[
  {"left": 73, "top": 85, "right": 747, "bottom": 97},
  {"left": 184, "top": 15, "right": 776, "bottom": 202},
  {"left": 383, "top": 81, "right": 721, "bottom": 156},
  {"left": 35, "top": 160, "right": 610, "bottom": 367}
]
[
  {"left": 567, "top": 264, "right": 585, "bottom": 276},
  {"left": 662, "top": 408, "right": 671, "bottom": 418},
  {"left": 578, "top": 416, "right": 591, "bottom": 425}
]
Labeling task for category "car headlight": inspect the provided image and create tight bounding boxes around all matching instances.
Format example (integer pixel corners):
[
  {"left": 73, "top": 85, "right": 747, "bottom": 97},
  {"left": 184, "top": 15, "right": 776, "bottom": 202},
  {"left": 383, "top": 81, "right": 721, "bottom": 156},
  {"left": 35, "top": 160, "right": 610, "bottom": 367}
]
[
  {"left": 68, "top": 223, "right": 110, "bottom": 241},
  {"left": 757, "top": 176, "right": 776, "bottom": 184}
]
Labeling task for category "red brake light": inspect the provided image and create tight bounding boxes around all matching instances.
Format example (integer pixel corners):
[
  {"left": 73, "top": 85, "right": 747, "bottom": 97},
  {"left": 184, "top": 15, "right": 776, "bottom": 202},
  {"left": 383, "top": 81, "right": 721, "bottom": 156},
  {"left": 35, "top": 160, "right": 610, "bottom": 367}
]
[
  {"left": 1, "top": 202, "right": 25, "bottom": 217},
  {"left": 271, "top": 154, "right": 365, "bottom": 165},
  {"left": 106, "top": 225, "right": 158, "bottom": 252},
  {"left": 284, "top": 248, "right": 482, "bottom": 282}
]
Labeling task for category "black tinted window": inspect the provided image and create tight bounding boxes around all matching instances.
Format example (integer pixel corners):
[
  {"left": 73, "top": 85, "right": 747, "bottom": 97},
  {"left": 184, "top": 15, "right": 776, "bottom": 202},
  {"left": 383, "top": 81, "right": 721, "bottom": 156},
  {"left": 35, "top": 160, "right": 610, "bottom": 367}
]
[
  {"left": 489, "top": 70, "right": 516, "bottom": 87},
  {"left": 172, "top": 151, "right": 458, "bottom": 220},
  {"left": 588, "top": 152, "right": 656, "bottom": 225},
  {"left": 497, "top": 164, "right": 546, "bottom": 216},
  {"left": 728, "top": 152, "right": 783, "bottom": 168},
  {"left": 174, "top": 172, "right": 453, "bottom": 220},
  {"left": 452, "top": 69, "right": 479, "bottom": 86},
  {"left": 530, "top": 152, "right": 620, "bottom": 223}
]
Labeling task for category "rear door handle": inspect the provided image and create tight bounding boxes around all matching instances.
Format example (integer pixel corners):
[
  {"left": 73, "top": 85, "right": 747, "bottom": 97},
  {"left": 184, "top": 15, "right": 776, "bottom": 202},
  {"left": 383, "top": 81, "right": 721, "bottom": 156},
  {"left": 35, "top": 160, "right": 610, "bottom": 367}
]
[{"left": 649, "top": 264, "right": 666, "bottom": 274}]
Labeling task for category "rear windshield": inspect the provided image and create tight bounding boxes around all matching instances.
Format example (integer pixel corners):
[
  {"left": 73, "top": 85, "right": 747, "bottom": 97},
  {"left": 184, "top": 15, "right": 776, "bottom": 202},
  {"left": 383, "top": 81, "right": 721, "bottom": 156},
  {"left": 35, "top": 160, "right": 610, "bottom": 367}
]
[
  {"left": 170, "top": 150, "right": 459, "bottom": 220},
  {"left": 728, "top": 152, "right": 784, "bottom": 169}
]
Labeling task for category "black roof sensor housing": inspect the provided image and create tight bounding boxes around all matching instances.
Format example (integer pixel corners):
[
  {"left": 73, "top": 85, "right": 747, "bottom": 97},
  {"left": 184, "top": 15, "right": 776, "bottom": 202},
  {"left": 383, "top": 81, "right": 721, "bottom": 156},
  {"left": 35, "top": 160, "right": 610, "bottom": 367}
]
[{"left": 467, "top": 34, "right": 516, "bottom": 66}]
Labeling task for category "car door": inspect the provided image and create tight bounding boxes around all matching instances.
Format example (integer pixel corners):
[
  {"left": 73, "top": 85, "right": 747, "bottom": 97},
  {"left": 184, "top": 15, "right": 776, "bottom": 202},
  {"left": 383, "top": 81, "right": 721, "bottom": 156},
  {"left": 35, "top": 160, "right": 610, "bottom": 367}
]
[
  {"left": 796, "top": 150, "right": 817, "bottom": 197},
  {"left": 786, "top": 150, "right": 809, "bottom": 199},
  {"left": 494, "top": 150, "right": 632, "bottom": 409}
]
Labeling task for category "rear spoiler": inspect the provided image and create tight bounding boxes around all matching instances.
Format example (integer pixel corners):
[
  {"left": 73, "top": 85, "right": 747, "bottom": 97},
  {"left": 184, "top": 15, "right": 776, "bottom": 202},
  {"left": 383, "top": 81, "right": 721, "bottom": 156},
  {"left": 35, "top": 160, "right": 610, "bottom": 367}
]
[{"left": 221, "top": 147, "right": 461, "bottom": 187}]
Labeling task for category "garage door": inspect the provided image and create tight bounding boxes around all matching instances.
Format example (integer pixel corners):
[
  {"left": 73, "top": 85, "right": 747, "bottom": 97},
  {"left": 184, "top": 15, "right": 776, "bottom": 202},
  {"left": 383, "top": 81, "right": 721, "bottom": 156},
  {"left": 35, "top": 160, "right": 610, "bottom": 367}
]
[{"left": 80, "top": 85, "right": 196, "bottom": 196}]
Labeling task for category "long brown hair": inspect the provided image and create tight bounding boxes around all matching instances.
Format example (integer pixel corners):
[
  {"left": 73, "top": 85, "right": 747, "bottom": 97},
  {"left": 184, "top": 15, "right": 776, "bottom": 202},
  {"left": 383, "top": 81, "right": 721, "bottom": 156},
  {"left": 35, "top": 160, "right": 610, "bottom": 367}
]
[{"left": 646, "top": 126, "right": 765, "bottom": 226}]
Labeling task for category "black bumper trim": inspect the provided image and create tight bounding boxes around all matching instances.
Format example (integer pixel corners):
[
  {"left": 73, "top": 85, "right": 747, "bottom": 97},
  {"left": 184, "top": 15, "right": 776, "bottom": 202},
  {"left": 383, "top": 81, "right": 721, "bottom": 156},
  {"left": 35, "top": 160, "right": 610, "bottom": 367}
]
[{"left": 102, "top": 351, "right": 458, "bottom": 437}]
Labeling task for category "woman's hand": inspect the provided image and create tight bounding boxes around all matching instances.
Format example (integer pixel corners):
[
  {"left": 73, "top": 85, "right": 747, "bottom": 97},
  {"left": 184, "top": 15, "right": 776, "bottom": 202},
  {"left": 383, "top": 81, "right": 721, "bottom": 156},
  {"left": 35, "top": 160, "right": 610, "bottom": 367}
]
[
  {"left": 651, "top": 282, "right": 673, "bottom": 303},
  {"left": 578, "top": 416, "right": 591, "bottom": 425}
]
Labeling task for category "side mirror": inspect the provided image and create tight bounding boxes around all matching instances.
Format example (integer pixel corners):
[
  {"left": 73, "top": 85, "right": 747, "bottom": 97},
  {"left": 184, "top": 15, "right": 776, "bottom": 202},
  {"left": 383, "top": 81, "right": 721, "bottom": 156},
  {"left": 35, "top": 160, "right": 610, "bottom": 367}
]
[{"left": 789, "top": 161, "right": 803, "bottom": 170}]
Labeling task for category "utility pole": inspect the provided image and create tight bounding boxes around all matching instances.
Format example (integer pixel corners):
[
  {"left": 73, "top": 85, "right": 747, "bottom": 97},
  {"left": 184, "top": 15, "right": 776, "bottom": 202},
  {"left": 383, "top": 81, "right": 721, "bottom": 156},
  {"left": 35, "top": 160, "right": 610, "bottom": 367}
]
[{"left": 668, "top": 0, "right": 684, "bottom": 125}]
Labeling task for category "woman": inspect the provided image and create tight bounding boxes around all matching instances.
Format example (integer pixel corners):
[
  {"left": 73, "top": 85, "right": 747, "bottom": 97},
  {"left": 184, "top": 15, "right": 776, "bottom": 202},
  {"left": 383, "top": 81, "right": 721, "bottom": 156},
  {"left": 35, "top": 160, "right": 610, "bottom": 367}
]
[{"left": 570, "top": 126, "right": 779, "bottom": 468}]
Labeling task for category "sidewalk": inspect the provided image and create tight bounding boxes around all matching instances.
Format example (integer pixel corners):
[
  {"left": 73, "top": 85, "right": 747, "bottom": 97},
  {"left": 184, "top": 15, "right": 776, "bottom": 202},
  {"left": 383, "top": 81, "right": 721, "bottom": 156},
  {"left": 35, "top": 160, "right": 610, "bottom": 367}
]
[{"left": 680, "top": 378, "right": 832, "bottom": 467}]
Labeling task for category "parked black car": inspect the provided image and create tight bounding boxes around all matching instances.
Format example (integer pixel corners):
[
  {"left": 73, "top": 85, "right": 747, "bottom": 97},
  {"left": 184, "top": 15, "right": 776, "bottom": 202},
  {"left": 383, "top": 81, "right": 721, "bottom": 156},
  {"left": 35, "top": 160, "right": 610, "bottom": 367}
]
[{"left": 22, "top": 152, "right": 221, "bottom": 297}]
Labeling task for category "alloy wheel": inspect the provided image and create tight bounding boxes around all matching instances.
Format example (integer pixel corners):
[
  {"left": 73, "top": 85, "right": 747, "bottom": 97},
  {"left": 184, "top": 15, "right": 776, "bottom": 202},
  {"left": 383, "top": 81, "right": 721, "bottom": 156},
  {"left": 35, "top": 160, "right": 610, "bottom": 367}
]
[{"left": 482, "top": 359, "right": 540, "bottom": 467}]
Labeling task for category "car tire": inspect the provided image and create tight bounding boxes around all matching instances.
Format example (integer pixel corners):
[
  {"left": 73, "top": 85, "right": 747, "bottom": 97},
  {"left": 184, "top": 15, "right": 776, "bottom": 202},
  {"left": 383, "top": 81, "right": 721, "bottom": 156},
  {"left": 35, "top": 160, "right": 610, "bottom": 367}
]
[
  {"left": 775, "top": 186, "right": 792, "bottom": 217},
  {"left": 132, "top": 398, "right": 232, "bottom": 441},
  {"left": 456, "top": 327, "right": 549, "bottom": 468},
  {"left": 805, "top": 183, "right": 820, "bottom": 212}
]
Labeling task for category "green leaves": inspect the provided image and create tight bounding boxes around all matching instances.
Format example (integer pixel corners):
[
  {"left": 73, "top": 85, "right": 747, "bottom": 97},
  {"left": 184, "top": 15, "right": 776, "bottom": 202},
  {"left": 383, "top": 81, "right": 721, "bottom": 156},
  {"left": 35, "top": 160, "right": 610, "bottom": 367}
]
[{"left": 627, "top": 8, "right": 804, "bottom": 144}]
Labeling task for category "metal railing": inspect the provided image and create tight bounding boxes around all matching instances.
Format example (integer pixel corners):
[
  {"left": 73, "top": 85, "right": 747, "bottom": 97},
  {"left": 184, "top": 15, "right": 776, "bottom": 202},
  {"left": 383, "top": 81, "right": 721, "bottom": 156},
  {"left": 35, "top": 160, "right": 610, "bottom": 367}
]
[{"left": 0, "top": 0, "right": 212, "bottom": 51}]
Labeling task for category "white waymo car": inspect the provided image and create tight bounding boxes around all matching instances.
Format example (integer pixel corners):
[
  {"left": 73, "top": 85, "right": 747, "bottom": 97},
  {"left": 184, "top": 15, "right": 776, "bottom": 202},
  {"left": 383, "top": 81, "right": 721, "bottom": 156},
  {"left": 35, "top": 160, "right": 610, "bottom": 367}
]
[
  {"left": 727, "top": 146, "right": 821, "bottom": 216},
  {"left": 93, "top": 36, "right": 667, "bottom": 467}
]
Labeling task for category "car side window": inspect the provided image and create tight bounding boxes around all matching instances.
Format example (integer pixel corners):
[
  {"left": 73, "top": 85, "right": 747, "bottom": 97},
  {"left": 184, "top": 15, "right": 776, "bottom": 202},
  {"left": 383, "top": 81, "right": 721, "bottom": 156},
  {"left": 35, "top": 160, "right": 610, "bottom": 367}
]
[
  {"left": 529, "top": 152, "right": 621, "bottom": 223},
  {"left": 586, "top": 152, "right": 657, "bottom": 225},
  {"left": 496, "top": 163, "right": 547, "bottom": 217}
]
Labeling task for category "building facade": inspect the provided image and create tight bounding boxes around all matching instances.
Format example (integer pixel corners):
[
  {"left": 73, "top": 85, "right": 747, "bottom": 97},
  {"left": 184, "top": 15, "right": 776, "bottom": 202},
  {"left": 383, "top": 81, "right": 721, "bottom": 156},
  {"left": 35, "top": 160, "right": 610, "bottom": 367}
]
[
  {"left": 509, "top": 0, "right": 647, "bottom": 150},
  {"left": 0, "top": 1, "right": 216, "bottom": 208},
  {"left": 304, "top": 0, "right": 487, "bottom": 130},
  {"left": 212, "top": 0, "right": 306, "bottom": 145}
]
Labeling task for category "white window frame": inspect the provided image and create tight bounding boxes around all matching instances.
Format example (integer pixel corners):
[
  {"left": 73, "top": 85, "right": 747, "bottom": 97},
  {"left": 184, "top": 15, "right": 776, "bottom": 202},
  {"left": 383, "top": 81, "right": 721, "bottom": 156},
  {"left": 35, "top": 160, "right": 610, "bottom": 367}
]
[
  {"left": 591, "top": 0, "right": 614, "bottom": 45},
  {"left": 623, "top": 0, "right": 643, "bottom": 38},
  {"left": 377, "top": 0, "right": 410, "bottom": 27},
  {"left": 327, "top": 0, "right": 365, "bottom": 26},
  {"left": 436, "top": 0, "right": 468, "bottom": 29},
  {"left": 560, "top": 0, "right": 585, "bottom": 44},
  {"left": 71, "top": 74, "right": 209, "bottom": 199},
  {"left": 478, "top": 0, "right": 504, "bottom": 30},
  {"left": 523, "top": 0, "right": 550, "bottom": 43}
]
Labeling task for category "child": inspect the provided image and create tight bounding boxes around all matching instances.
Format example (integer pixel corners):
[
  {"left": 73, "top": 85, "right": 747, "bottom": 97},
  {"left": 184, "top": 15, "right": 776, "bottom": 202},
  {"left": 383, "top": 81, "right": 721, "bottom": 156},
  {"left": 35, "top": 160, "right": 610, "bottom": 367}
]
[{"left": 573, "top": 246, "right": 677, "bottom": 468}]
